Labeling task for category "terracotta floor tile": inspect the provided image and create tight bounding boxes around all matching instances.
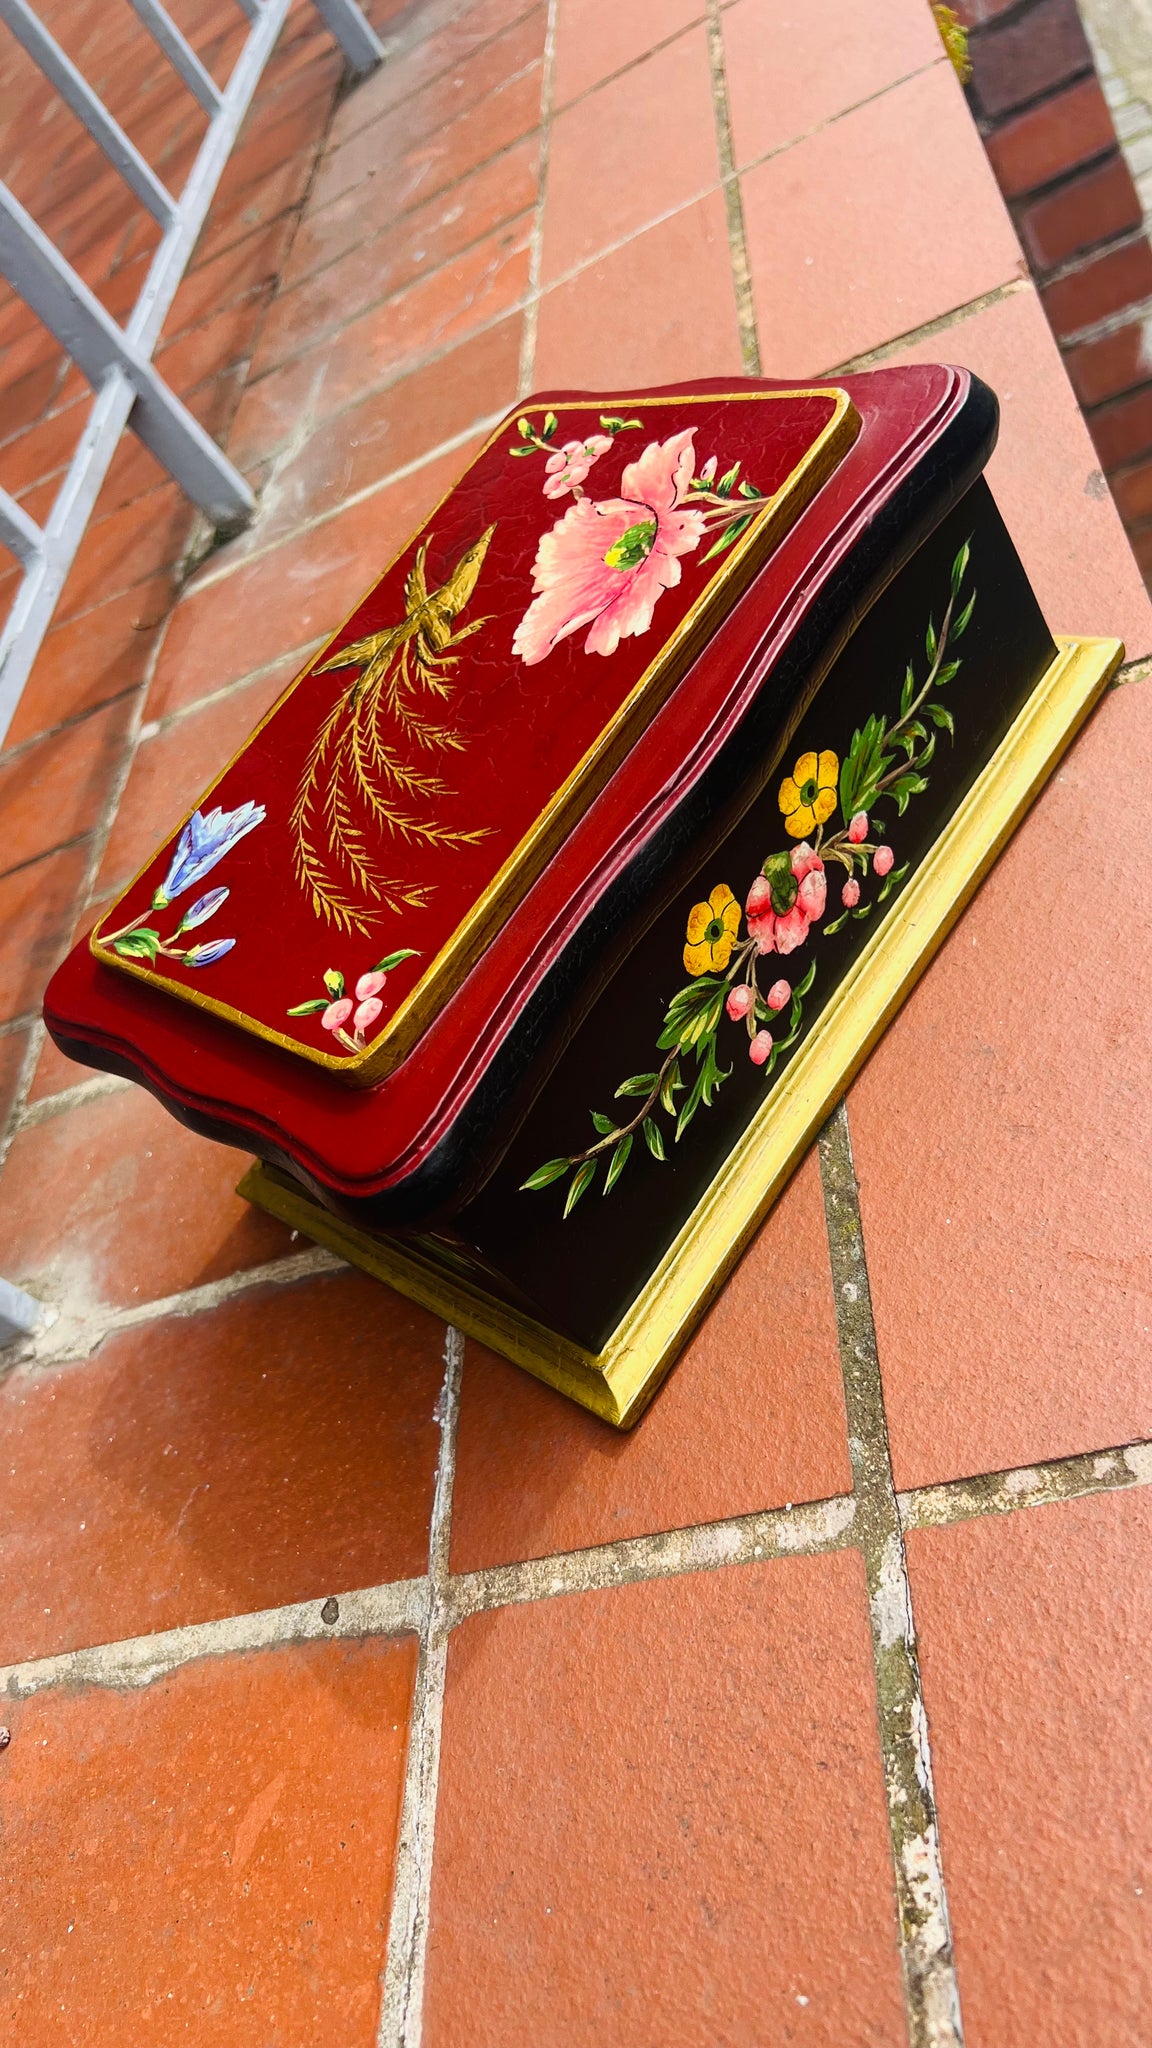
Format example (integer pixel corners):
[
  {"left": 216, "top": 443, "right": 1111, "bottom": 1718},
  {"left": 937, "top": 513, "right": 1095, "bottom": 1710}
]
[
  {"left": 743, "top": 65, "right": 1024, "bottom": 375},
  {"left": 425, "top": 1553, "right": 906, "bottom": 2045},
  {"left": 0, "top": 841, "right": 90, "bottom": 1026},
  {"left": 323, "top": 4, "right": 545, "bottom": 200},
  {"left": 291, "top": 222, "right": 532, "bottom": 418},
  {"left": 906, "top": 1490, "right": 1152, "bottom": 2047},
  {"left": 98, "top": 666, "right": 298, "bottom": 892},
  {"left": 193, "top": 147, "right": 316, "bottom": 270},
  {"left": 542, "top": 27, "right": 717, "bottom": 283},
  {"left": 310, "top": 54, "right": 543, "bottom": 225},
  {"left": 162, "top": 212, "right": 297, "bottom": 344},
  {"left": 0, "top": 1267, "right": 445, "bottom": 1662},
  {"left": 850, "top": 675, "right": 1152, "bottom": 1489},
  {"left": 0, "top": 693, "right": 136, "bottom": 875},
  {"left": 0, "top": 1636, "right": 416, "bottom": 2042},
  {"left": 145, "top": 443, "right": 480, "bottom": 722},
  {"left": 552, "top": 0, "right": 704, "bottom": 108},
  {"left": 263, "top": 136, "right": 540, "bottom": 367},
  {"left": 6, "top": 576, "right": 170, "bottom": 750},
  {"left": 244, "top": 317, "right": 522, "bottom": 548},
  {"left": 330, "top": 0, "right": 544, "bottom": 150},
  {"left": 0, "top": 392, "right": 87, "bottom": 497},
  {"left": 452, "top": 1153, "right": 851, "bottom": 1566},
  {"left": 224, "top": 345, "right": 328, "bottom": 471},
  {"left": 723, "top": 0, "right": 942, "bottom": 167},
  {"left": 154, "top": 291, "right": 268, "bottom": 400},
  {"left": 881, "top": 286, "right": 1152, "bottom": 662},
  {"left": 25, "top": 1022, "right": 95, "bottom": 1104},
  {"left": 534, "top": 189, "right": 744, "bottom": 387},
  {"left": 0, "top": 1026, "right": 30, "bottom": 1132},
  {"left": 0, "top": 1088, "right": 295, "bottom": 1311}
]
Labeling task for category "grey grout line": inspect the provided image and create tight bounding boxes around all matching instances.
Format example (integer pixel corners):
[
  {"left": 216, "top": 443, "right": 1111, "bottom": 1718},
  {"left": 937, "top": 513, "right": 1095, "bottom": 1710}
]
[
  {"left": 378, "top": 1324, "right": 463, "bottom": 2048},
  {"left": 705, "top": 0, "right": 760, "bottom": 375},
  {"left": 818, "top": 1103, "right": 963, "bottom": 2048},
  {"left": 829, "top": 278, "right": 1032, "bottom": 375},
  {"left": 1, "top": 1427, "right": 1149, "bottom": 1704},
  {"left": 0, "top": 1245, "right": 346, "bottom": 1376},
  {"left": 516, "top": 0, "right": 558, "bottom": 400},
  {"left": 15, "top": 1069, "right": 133, "bottom": 1131}
]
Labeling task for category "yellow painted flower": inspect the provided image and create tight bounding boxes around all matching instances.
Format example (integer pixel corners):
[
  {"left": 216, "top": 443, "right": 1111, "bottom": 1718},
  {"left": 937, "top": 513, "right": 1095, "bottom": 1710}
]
[
  {"left": 683, "top": 884, "right": 741, "bottom": 976},
  {"left": 778, "top": 748, "right": 839, "bottom": 839}
]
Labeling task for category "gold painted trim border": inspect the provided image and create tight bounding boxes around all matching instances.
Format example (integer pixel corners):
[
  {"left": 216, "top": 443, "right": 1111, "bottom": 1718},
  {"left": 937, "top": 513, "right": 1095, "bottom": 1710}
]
[
  {"left": 94, "top": 388, "right": 858, "bottom": 1086},
  {"left": 239, "top": 635, "right": 1121, "bottom": 1424}
]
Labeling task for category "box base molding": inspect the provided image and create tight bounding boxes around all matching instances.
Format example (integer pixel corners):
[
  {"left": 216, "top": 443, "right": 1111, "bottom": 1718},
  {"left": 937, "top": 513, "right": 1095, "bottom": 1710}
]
[{"left": 238, "top": 633, "right": 1121, "bottom": 1428}]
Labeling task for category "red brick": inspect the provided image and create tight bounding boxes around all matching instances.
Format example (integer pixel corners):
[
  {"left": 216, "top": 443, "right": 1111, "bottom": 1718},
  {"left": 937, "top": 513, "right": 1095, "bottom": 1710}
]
[
  {"left": 967, "top": 0, "right": 1093, "bottom": 122},
  {"left": 1108, "top": 451, "right": 1152, "bottom": 524},
  {"left": 1066, "top": 317, "right": 1152, "bottom": 407},
  {"left": 0, "top": 1026, "right": 30, "bottom": 1133},
  {"left": 0, "top": 842, "right": 89, "bottom": 1026},
  {"left": 1087, "top": 381, "right": 1152, "bottom": 470},
  {"left": 984, "top": 76, "right": 1116, "bottom": 199},
  {"left": 907, "top": 1491, "right": 1152, "bottom": 2045},
  {"left": 1129, "top": 519, "right": 1152, "bottom": 579},
  {"left": 426, "top": 1556, "right": 906, "bottom": 2043},
  {"left": 1020, "top": 153, "right": 1142, "bottom": 272},
  {"left": 0, "top": 1637, "right": 417, "bottom": 2044},
  {"left": 0, "top": 1268, "right": 445, "bottom": 1662},
  {"left": 0, "top": 694, "right": 136, "bottom": 875},
  {"left": 1042, "top": 234, "right": 1152, "bottom": 338},
  {"left": 6, "top": 576, "right": 169, "bottom": 749}
]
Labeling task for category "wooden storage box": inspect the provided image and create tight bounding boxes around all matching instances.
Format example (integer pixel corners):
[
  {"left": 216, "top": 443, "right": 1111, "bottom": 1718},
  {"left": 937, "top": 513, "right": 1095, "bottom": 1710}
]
[{"left": 44, "top": 370, "right": 1120, "bottom": 1424}]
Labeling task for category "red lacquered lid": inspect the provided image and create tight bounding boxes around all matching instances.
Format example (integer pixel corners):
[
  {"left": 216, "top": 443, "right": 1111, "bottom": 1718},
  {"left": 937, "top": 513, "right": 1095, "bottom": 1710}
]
[{"left": 45, "top": 367, "right": 997, "bottom": 1220}]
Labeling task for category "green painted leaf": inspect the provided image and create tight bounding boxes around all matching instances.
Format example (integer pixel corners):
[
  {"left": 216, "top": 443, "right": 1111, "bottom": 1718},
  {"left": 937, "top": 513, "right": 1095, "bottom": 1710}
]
[
  {"left": 542, "top": 411, "right": 558, "bottom": 439},
  {"left": 591, "top": 1110, "right": 616, "bottom": 1135},
  {"left": 643, "top": 1116, "right": 666, "bottom": 1161},
  {"left": 934, "top": 659, "right": 960, "bottom": 688},
  {"left": 615, "top": 1072, "right": 658, "bottom": 1098},
  {"left": 374, "top": 948, "right": 419, "bottom": 971},
  {"left": 603, "top": 1131, "right": 633, "bottom": 1194},
  {"left": 563, "top": 1158, "right": 596, "bottom": 1216},
  {"left": 823, "top": 910, "right": 849, "bottom": 937},
  {"left": 851, "top": 903, "right": 873, "bottom": 920},
  {"left": 287, "top": 998, "right": 329, "bottom": 1016},
  {"left": 877, "top": 861, "right": 910, "bottom": 904},
  {"left": 659, "top": 1061, "right": 682, "bottom": 1112},
  {"left": 900, "top": 662, "right": 915, "bottom": 715},
  {"left": 716, "top": 461, "right": 741, "bottom": 497},
  {"left": 794, "top": 961, "right": 816, "bottom": 998},
  {"left": 950, "top": 538, "right": 971, "bottom": 597},
  {"left": 763, "top": 849, "right": 798, "bottom": 915},
  {"left": 516, "top": 417, "right": 532, "bottom": 438},
  {"left": 953, "top": 590, "right": 976, "bottom": 639},
  {"left": 738, "top": 480, "right": 763, "bottom": 498},
  {"left": 925, "top": 616, "right": 937, "bottom": 662},
  {"left": 701, "top": 514, "right": 751, "bottom": 563},
  {"left": 509, "top": 445, "right": 535, "bottom": 456},
  {"left": 112, "top": 928, "right": 160, "bottom": 961},
  {"left": 520, "top": 1157, "right": 571, "bottom": 1191},
  {"left": 927, "top": 703, "right": 955, "bottom": 735}
]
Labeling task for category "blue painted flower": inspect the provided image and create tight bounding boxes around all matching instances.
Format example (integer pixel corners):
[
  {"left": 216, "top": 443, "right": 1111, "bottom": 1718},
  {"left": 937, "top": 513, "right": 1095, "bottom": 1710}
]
[
  {"left": 152, "top": 801, "right": 265, "bottom": 909},
  {"left": 176, "top": 886, "right": 228, "bottom": 933},
  {"left": 183, "top": 938, "right": 236, "bottom": 967}
]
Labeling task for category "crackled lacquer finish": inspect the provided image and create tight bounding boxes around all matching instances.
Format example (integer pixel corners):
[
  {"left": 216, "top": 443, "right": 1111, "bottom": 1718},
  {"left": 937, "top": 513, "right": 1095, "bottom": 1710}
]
[{"left": 90, "top": 388, "right": 854, "bottom": 1083}]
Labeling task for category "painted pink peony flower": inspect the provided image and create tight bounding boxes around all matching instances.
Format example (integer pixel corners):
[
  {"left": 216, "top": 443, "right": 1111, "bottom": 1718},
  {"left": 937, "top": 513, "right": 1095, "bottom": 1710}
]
[
  {"left": 841, "top": 877, "right": 860, "bottom": 908},
  {"left": 766, "top": 979, "right": 791, "bottom": 1011},
  {"left": 512, "top": 428, "right": 706, "bottom": 664},
  {"left": 542, "top": 434, "right": 614, "bottom": 500},
  {"left": 321, "top": 997, "right": 353, "bottom": 1033},
  {"left": 355, "top": 969, "right": 387, "bottom": 1002},
  {"left": 749, "top": 1029, "right": 773, "bottom": 1066},
  {"left": 353, "top": 996, "right": 383, "bottom": 1033},
  {"left": 726, "top": 983, "right": 754, "bottom": 1021},
  {"left": 848, "top": 812, "right": 869, "bottom": 844},
  {"left": 873, "top": 844, "right": 895, "bottom": 876}
]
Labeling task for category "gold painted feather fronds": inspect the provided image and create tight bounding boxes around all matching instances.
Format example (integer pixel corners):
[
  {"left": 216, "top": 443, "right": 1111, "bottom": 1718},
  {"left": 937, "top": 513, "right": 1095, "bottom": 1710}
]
[{"left": 291, "top": 526, "right": 496, "bottom": 935}]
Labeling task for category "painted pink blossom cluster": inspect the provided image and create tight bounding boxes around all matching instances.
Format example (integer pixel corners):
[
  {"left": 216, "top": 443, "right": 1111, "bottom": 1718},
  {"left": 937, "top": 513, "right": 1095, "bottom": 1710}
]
[
  {"left": 745, "top": 842, "right": 827, "bottom": 956},
  {"left": 542, "top": 433, "right": 614, "bottom": 499},
  {"left": 321, "top": 968, "right": 386, "bottom": 1038}
]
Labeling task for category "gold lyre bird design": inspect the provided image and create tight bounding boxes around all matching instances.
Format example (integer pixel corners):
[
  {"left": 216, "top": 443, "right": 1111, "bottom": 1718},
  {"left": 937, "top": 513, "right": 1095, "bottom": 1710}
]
[{"left": 290, "top": 524, "right": 497, "bottom": 936}]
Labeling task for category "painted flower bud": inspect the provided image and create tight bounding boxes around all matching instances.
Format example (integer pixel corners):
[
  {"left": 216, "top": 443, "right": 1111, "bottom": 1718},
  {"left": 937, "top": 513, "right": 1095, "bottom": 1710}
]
[
  {"left": 355, "top": 969, "right": 387, "bottom": 1002},
  {"left": 182, "top": 938, "right": 236, "bottom": 967},
  {"left": 177, "top": 886, "right": 228, "bottom": 932},
  {"left": 848, "top": 812, "right": 869, "bottom": 844},
  {"left": 700, "top": 456, "right": 718, "bottom": 483},
  {"left": 726, "top": 984, "right": 754, "bottom": 1020},
  {"left": 749, "top": 1029, "right": 773, "bottom": 1066},
  {"left": 353, "top": 996, "right": 383, "bottom": 1033},
  {"left": 321, "top": 997, "right": 354, "bottom": 1032},
  {"left": 873, "top": 844, "right": 895, "bottom": 876},
  {"left": 746, "top": 874, "right": 774, "bottom": 919},
  {"left": 766, "top": 979, "right": 791, "bottom": 1011},
  {"left": 841, "top": 878, "right": 861, "bottom": 908}
]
